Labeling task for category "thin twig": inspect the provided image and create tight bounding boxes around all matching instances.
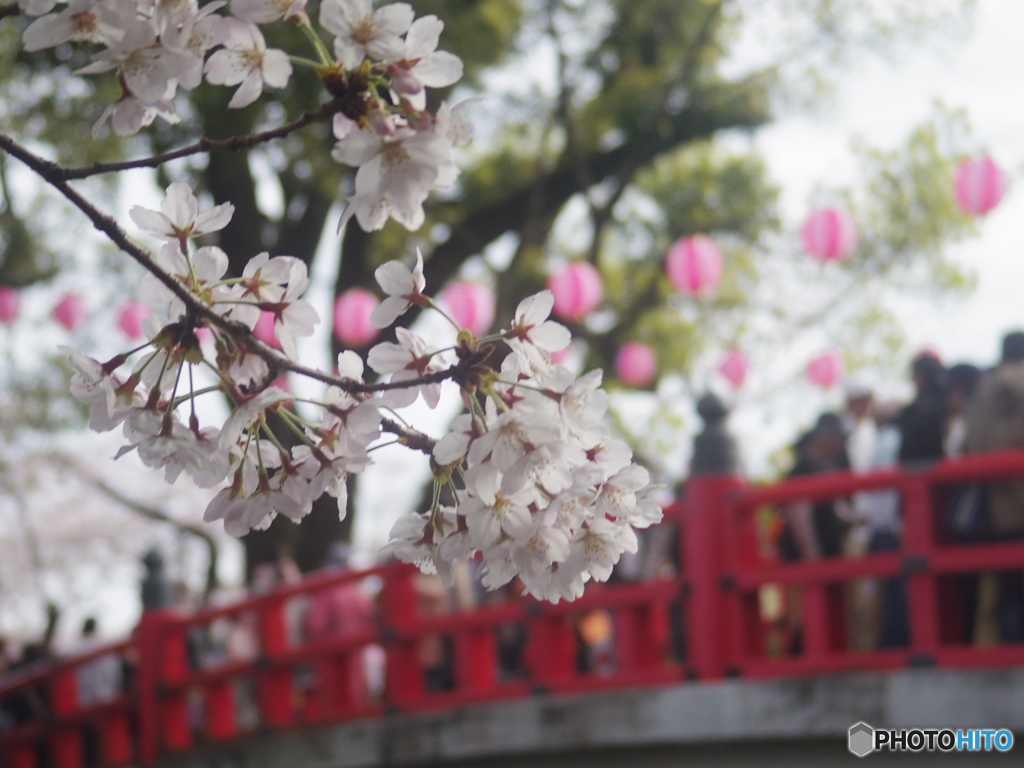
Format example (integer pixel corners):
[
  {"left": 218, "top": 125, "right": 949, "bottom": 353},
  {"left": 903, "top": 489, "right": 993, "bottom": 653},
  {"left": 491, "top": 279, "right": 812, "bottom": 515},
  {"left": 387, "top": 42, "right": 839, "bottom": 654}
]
[{"left": 57, "top": 102, "right": 338, "bottom": 180}]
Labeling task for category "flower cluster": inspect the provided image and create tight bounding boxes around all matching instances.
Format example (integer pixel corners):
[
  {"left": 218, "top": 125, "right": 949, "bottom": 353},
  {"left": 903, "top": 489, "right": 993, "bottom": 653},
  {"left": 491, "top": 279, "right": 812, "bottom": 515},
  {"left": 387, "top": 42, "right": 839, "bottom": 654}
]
[
  {"left": 380, "top": 290, "right": 662, "bottom": 602},
  {"left": 58, "top": 177, "right": 659, "bottom": 600},
  {"left": 19, "top": 0, "right": 465, "bottom": 231}
]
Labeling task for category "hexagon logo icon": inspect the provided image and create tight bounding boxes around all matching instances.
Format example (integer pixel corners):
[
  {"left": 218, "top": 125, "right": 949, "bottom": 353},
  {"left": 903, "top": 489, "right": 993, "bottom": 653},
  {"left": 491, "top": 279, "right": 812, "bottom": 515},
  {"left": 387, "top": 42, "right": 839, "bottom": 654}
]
[{"left": 849, "top": 722, "right": 875, "bottom": 757}]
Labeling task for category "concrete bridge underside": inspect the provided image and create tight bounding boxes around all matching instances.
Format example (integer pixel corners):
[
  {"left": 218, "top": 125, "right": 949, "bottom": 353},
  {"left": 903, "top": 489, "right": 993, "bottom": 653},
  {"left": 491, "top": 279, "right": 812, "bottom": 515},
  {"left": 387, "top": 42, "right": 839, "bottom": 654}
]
[{"left": 162, "top": 668, "right": 1024, "bottom": 768}]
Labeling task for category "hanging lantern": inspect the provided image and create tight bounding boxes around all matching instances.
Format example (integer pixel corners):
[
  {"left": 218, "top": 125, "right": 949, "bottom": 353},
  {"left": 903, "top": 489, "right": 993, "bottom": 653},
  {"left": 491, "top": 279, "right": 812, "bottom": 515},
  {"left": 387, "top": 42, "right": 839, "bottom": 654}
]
[
  {"left": 118, "top": 301, "right": 150, "bottom": 340},
  {"left": 53, "top": 293, "right": 88, "bottom": 331},
  {"left": 333, "top": 288, "right": 380, "bottom": 348},
  {"left": 665, "top": 235, "right": 722, "bottom": 296},
  {"left": 718, "top": 349, "right": 749, "bottom": 388},
  {"left": 547, "top": 262, "right": 604, "bottom": 321},
  {"left": 801, "top": 207, "right": 857, "bottom": 262},
  {"left": 253, "top": 310, "right": 281, "bottom": 349},
  {"left": 616, "top": 342, "right": 657, "bottom": 388},
  {"left": 954, "top": 157, "right": 1006, "bottom": 216},
  {"left": 0, "top": 286, "right": 20, "bottom": 325},
  {"left": 441, "top": 281, "right": 496, "bottom": 336},
  {"left": 807, "top": 350, "right": 844, "bottom": 389}
]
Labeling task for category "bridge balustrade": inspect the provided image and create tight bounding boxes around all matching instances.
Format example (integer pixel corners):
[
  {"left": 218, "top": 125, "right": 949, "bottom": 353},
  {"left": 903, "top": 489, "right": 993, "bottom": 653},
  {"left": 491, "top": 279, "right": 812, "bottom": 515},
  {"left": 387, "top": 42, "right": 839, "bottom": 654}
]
[{"left": 3, "top": 449, "right": 1024, "bottom": 768}]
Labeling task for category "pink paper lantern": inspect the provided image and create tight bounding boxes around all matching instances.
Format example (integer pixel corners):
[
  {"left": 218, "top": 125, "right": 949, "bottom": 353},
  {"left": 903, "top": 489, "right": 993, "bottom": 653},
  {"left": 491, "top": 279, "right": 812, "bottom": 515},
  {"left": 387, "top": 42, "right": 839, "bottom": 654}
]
[
  {"left": 616, "top": 342, "right": 657, "bottom": 388},
  {"left": 547, "top": 262, "right": 604, "bottom": 321},
  {"left": 333, "top": 288, "right": 380, "bottom": 348},
  {"left": 53, "top": 293, "right": 88, "bottom": 331},
  {"left": 118, "top": 301, "right": 150, "bottom": 340},
  {"left": 665, "top": 236, "right": 723, "bottom": 296},
  {"left": 718, "top": 349, "right": 749, "bottom": 388},
  {"left": 801, "top": 207, "right": 857, "bottom": 262},
  {"left": 253, "top": 310, "right": 281, "bottom": 349},
  {"left": 0, "top": 286, "right": 20, "bottom": 325},
  {"left": 954, "top": 157, "right": 1006, "bottom": 216},
  {"left": 441, "top": 281, "right": 496, "bottom": 336},
  {"left": 807, "top": 350, "right": 844, "bottom": 390}
]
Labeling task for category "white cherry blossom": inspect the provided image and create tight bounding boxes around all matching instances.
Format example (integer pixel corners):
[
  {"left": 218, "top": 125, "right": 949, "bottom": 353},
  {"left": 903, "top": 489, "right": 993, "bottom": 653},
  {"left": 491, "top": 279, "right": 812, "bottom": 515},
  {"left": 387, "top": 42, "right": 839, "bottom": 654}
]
[
  {"left": 388, "top": 15, "right": 463, "bottom": 110},
  {"left": 22, "top": 0, "right": 125, "bottom": 52},
  {"left": 368, "top": 248, "right": 426, "bottom": 328},
  {"left": 367, "top": 327, "right": 445, "bottom": 408},
  {"left": 204, "top": 19, "right": 292, "bottom": 108},
  {"left": 333, "top": 127, "right": 454, "bottom": 232},
  {"left": 319, "top": 0, "right": 413, "bottom": 70},
  {"left": 130, "top": 182, "right": 234, "bottom": 250}
]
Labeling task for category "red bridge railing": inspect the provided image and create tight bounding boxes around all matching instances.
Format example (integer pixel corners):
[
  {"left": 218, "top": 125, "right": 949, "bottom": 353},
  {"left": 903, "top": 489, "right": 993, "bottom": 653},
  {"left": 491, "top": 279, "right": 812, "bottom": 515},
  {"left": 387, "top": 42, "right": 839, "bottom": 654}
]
[{"left": 4, "top": 449, "right": 1024, "bottom": 768}]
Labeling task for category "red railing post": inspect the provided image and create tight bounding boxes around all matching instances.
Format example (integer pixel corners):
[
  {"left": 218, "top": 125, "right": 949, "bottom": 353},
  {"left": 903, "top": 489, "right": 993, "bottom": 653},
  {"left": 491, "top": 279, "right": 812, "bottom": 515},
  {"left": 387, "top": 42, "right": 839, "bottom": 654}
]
[
  {"left": 903, "top": 473, "right": 940, "bottom": 661},
  {"left": 257, "top": 597, "right": 294, "bottom": 729},
  {"left": 50, "top": 668, "right": 80, "bottom": 768},
  {"left": 684, "top": 393, "right": 745, "bottom": 680},
  {"left": 379, "top": 566, "right": 423, "bottom": 708},
  {"left": 136, "top": 609, "right": 173, "bottom": 765}
]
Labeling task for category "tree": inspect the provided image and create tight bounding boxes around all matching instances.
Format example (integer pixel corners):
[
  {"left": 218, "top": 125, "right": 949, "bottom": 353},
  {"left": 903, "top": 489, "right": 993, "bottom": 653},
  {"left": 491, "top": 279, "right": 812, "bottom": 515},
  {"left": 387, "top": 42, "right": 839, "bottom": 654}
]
[{"left": 0, "top": 0, "right": 980, "bottom": 593}]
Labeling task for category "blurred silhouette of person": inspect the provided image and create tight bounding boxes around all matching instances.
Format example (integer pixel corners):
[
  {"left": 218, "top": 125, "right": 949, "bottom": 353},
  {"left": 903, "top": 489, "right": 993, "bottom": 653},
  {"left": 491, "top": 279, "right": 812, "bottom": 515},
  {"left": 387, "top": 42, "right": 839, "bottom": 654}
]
[
  {"left": 140, "top": 550, "right": 173, "bottom": 612},
  {"left": 76, "top": 617, "right": 122, "bottom": 707},
  {"left": 946, "top": 363, "right": 982, "bottom": 458},
  {"left": 778, "top": 413, "right": 852, "bottom": 562},
  {"left": 968, "top": 331, "right": 1024, "bottom": 643},
  {"left": 898, "top": 353, "right": 947, "bottom": 466}
]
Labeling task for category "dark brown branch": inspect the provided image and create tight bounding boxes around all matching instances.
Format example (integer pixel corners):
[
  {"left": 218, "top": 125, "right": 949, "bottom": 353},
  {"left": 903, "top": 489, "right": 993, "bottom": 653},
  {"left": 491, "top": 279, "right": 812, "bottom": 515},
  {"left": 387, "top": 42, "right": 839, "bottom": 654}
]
[
  {"left": 0, "top": 130, "right": 476, "bottom": 406},
  {"left": 0, "top": 2, "right": 18, "bottom": 20},
  {"left": 57, "top": 103, "right": 338, "bottom": 181}
]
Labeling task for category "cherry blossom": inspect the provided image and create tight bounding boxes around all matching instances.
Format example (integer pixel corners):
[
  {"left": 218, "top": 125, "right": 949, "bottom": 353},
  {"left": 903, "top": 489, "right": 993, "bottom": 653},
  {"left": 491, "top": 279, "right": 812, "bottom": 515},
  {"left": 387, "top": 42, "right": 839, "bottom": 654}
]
[
  {"left": 367, "top": 327, "right": 445, "bottom": 408},
  {"left": 130, "top": 182, "right": 234, "bottom": 251},
  {"left": 204, "top": 19, "right": 292, "bottom": 108},
  {"left": 333, "top": 126, "right": 454, "bottom": 232},
  {"left": 22, "top": 0, "right": 126, "bottom": 52},
  {"left": 388, "top": 15, "right": 463, "bottom": 110},
  {"left": 368, "top": 248, "right": 427, "bottom": 328},
  {"left": 319, "top": 0, "right": 413, "bottom": 70}
]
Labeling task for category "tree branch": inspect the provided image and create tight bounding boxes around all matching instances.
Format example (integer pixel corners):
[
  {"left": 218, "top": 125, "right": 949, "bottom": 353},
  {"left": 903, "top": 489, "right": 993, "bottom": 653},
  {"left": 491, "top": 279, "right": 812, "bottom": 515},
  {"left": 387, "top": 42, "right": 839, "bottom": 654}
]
[
  {"left": 0, "top": 2, "right": 18, "bottom": 20},
  {"left": 0, "top": 130, "right": 479, "bottom": 407},
  {"left": 56, "top": 103, "right": 338, "bottom": 181}
]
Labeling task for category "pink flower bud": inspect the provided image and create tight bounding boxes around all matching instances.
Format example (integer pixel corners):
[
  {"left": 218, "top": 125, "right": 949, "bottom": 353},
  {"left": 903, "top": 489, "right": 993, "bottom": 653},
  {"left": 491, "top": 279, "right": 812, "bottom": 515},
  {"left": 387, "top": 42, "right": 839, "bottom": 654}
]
[
  {"left": 801, "top": 207, "right": 857, "bottom": 262},
  {"left": 441, "top": 281, "right": 496, "bottom": 336},
  {"left": 616, "top": 342, "right": 657, "bottom": 388},
  {"left": 117, "top": 301, "right": 151, "bottom": 340},
  {"left": 53, "top": 293, "right": 88, "bottom": 331},
  {"left": 548, "top": 262, "right": 604, "bottom": 322},
  {"left": 196, "top": 327, "right": 214, "bottom": 346},
  {"left": 0, "top": 286, "right": 20, "bottom": 325},
  {"left": 665, "top": 236, "right": 722, "bottom": 296},
  {"left": 253, "top": 310, "right": 281, "bottom": 349},
  {"left": 955, "top": 157, "right": 1006, "bottom": 216},
  {"left": 718, "top": 349, "right": 749, "bottom": 388},
  {"left": 807, "top": 350, "right": 844, "bottom": 389},
  {"left": 333, "top": 288, "right": 380, "bottom": 348}
]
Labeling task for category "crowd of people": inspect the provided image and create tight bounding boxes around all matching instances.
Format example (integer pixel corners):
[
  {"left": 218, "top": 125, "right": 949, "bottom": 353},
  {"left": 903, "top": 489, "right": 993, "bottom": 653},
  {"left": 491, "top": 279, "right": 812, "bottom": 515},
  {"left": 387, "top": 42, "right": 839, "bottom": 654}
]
[{"left": 776, "top": 331, "right": 1024, "bottom": 651}]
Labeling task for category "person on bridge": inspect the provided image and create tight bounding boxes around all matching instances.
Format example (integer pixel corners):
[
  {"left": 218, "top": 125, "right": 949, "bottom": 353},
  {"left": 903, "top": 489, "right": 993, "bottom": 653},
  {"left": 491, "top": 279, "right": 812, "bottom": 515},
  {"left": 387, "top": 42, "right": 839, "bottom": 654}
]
[
  {"left": 967, "top": 330, "right": 1024, "bottom": 644},
  {"left": 897, "top": 352, "right": 948, "bottom": 467}
]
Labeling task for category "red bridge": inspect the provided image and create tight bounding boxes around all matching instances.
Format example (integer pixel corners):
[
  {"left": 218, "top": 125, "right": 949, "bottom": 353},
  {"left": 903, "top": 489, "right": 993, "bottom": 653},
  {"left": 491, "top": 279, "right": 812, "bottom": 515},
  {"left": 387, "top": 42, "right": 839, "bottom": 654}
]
[{"left": 4, "top": 449, "right": 1024, "bottom": 768}]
